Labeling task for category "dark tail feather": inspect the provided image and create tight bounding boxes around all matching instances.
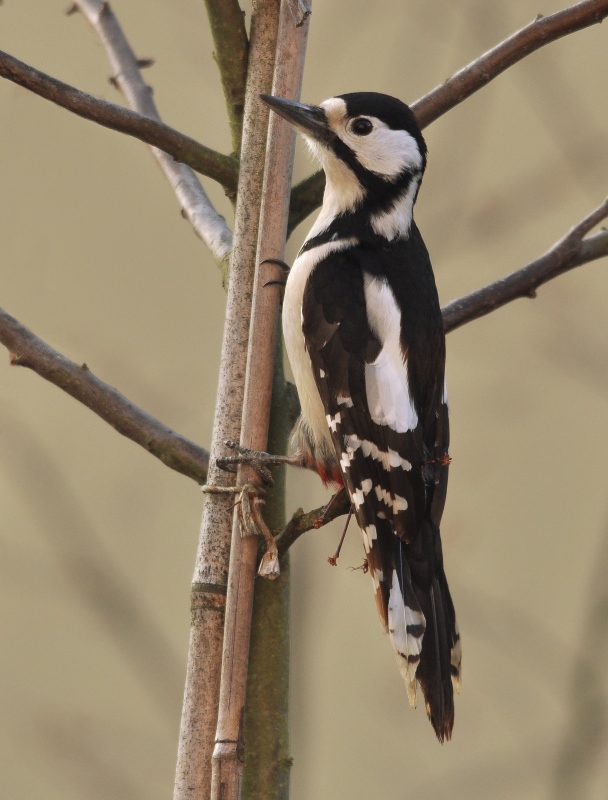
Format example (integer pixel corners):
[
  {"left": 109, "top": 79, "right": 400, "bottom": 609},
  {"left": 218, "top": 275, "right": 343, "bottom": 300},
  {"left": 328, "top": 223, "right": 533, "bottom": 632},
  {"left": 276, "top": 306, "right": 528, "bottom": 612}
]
[{"left": 403, "top": 519, "right": 461, "bottom": 742}]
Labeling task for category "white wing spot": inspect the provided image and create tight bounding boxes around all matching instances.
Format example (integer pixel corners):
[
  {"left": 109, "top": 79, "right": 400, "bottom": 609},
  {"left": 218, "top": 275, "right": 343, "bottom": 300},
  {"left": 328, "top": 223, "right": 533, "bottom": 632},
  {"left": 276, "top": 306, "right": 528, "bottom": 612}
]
[
  {"left": 361, "top": 524, "right": 377, "bottom": 554},
  {"left": 340, "top": 451, "right": 352, "bottom": 472},
  {"left": 336, "top": 395, "right": 354, "bottom": 408},
  {"left": 326, "top": 412, "right": 341, "bottom": 432},
  {"left": 375, "top": 485, "right": 408, "bottom": 514},
  {"left": 351, "top": 478, "right": 373, "bottom": 509},
  {"left": 371, "top": 567, "right": 383, "bottom": 590},
  {"left": 344, "top": 434, "right": 411, "bottom": 472},
  {"left": 319, "top": 368, "right": 325, "bottom": 378}
]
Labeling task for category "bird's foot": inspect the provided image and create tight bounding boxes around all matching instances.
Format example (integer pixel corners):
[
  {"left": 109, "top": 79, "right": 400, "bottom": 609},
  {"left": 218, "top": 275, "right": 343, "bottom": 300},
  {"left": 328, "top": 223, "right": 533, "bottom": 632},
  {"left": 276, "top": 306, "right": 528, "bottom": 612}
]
[
  {"left": 217, "top": 440, "right": 304, "bottom": 487},
  {"left": 313, "top": 486, "right": 349, "bottom": 529},
  {"left": 327, "top": 503, "right": 354, "bottom": 566},
  {"left": 262, "top": 258, "right": 291, "bottom": 288},
  {"left": 424, "top": 453, "right": 453, "bottom": 467}
]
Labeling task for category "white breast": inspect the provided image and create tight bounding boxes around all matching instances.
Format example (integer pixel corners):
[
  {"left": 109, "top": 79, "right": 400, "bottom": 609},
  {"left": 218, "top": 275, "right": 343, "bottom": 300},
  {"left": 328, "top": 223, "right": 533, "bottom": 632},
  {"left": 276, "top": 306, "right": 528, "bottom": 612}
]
[{"left": 283, "top": 238, "right": 356, "bottom": 453}]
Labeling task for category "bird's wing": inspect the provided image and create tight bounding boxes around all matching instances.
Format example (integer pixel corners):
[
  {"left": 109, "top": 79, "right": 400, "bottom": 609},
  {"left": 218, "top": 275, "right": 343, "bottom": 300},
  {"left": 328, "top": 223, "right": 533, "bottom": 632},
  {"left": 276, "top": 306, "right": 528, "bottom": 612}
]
[
  {"left": 302, "top": 242, "right": 448, "bottom": 541},
  {"left": 302, "top": 239, "right": 459, "bottom": 737}
]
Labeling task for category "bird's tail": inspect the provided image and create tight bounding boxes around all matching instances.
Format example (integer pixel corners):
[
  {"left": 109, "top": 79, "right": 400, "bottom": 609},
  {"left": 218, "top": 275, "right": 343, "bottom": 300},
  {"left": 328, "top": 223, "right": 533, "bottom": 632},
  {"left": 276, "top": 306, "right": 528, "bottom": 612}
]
[{"left": 371, "top": 517, "right": 461, "bottom": 742}]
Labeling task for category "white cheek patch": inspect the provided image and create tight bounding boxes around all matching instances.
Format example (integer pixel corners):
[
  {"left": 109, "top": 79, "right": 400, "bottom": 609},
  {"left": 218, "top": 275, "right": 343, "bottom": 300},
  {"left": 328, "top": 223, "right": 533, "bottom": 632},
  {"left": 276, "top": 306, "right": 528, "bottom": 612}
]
[{"left": 345, "top": 121, "right": 423, "bottom": 177}]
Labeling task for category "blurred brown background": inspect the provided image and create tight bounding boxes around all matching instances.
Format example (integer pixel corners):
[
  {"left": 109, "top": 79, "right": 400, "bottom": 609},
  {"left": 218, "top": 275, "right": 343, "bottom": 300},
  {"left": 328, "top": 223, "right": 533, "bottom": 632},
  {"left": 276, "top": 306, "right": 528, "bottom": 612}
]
[{"left": 1, "top": 1, "right": 608, "bottom": 798}]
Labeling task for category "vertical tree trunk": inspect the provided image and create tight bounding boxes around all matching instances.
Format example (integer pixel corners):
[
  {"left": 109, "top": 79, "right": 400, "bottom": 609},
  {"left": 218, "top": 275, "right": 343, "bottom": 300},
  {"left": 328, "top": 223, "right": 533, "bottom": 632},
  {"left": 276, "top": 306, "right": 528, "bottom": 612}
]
[
  {"left": 241, "top": 344, "right": 294, "bottom": 800},
  {"left": 173, "top": 1, "right": 281, "bottom": 798},
  {"left": 210, "top": 4, "right": 309, "bottom": 798}
]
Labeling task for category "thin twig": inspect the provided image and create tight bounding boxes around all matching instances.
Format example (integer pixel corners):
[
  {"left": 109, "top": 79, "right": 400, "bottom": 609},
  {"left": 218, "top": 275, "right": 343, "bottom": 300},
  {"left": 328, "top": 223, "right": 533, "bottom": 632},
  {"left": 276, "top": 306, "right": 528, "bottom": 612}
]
[
  {"left": 0, "top": 307, "right": 210, "bottom": 484},
  {"left": 411, "top": 0, "right": 608, "bottom": 129},
  {"left": 73, "top": 0, "right": 233, "bottom": 269},
  {"left": 287, "top": 0, "right": 608, "bottom": 230},
  {"left": 276, "top": 490, "right": 351, "bottom": 556},
  {"left": 203, "top": 0, "right": 249, "bottom": 155},
  {"left": 442, "top": 198, "right": 608, "bottom": 333},
  {"left": 0, "top": 48, "right": 239, "bottom": 197},
  {"left": 279, "top": 199, "right": 608, "bottom": 547}
]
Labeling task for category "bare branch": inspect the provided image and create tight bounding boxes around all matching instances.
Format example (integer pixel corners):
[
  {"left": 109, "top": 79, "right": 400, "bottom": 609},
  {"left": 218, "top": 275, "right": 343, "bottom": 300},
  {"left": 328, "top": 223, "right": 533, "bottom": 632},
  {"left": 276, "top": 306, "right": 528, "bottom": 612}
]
[
  {"left": 279, "top": 199, "right": 608, "bottom": 545},
  {"left": 442, "top": 198, "right": 608, "bottom": 333},
  {"left": 0, "top": 307, "right": 210, "bottom": 484},
  {"left": 73, "top": 0, "right": 233, "bottom": 268},
  {"left": 411, "top": 0, "right": 608, "bottom": 129},
  {"left": 204, "top": 0, "right": 249, "bottom": 155},
  {"left": 288, "top": 0, "right": 608, "bottom": 230},
  {"left": 276, "top": 490, "right": 351, "bottom": 556},
  {"left": 0, "top": 48, "right": 239, "bottom": 198}
]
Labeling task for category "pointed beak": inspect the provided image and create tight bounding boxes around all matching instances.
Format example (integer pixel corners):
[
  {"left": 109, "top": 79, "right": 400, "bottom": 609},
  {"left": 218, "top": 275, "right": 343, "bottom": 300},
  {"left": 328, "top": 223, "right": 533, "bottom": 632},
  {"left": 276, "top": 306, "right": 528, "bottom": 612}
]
[{"left": 260, "top": 94, "right": 333, "bottom": 144}]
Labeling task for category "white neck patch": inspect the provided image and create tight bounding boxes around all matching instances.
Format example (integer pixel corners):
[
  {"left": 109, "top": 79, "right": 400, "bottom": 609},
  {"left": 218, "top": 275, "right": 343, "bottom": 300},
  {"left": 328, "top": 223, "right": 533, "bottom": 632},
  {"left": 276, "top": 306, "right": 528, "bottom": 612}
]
[{"left": 370, "top": 175, "right": 420, "bottom": 241}]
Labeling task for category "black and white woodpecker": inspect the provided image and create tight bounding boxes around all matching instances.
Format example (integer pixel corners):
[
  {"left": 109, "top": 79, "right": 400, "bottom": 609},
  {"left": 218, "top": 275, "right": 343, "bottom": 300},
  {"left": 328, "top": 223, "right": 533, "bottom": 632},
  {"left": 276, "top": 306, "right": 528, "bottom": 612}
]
[{"left": 260, "top": 92, "right": 462, "bottom": 742}]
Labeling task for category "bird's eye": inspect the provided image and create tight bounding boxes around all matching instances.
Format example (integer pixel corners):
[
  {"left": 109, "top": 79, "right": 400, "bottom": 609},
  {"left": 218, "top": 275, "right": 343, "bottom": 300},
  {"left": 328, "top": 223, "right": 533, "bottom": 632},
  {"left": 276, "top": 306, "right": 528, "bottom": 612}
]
[{"left": 351, "top": 118, "right": 373, "bottom": 136}]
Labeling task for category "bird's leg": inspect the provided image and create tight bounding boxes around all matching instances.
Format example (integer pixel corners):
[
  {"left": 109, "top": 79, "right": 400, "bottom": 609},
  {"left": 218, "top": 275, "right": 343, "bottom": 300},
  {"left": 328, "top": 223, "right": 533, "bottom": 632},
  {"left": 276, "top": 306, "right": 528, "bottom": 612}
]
[
  {"left": 262, "top": 258, "right": 291, "bottom": 288},
  {"left": 216, "top": 439, "right": 305, "bottom": 487},
  {"left": 327, "top": 504, "right": 354, "bottom": 566},
  {"left": 313, "top": 485, "right": 350, "bottom": 529}
]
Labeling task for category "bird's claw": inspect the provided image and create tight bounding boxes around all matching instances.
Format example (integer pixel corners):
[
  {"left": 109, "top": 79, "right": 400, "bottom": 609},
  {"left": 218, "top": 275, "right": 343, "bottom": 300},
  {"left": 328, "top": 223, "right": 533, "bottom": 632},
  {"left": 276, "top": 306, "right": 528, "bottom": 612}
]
[
  {"left": 216, "top": 440, "right": 275, "bottom": 486},
  {"left": 261, "top": 258, "right": 290, "bottom": 289}
]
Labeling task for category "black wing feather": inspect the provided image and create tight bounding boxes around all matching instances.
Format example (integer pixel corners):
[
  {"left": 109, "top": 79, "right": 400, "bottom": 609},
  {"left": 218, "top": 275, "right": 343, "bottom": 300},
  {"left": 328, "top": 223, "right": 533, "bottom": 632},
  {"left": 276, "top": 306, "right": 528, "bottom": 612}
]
[{"left": 302, "top": 227, "right": 460, "bottom": 740}]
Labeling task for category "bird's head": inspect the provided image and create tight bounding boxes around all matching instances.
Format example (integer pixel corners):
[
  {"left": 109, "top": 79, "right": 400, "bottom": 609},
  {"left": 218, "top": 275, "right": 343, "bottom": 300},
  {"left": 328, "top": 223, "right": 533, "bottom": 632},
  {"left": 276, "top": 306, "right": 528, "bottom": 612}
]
[{"left": 261, "top": 92, "right": 426, "bottom": 237}]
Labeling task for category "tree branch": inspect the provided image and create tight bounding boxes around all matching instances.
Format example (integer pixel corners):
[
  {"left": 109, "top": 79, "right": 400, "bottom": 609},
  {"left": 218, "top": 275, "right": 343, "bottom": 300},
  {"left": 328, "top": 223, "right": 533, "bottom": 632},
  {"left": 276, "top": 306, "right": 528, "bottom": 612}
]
[
  {"left": 276, "top": 489, "right": 351, "bottom": 556},
  {"left": 280, "top": 198, "right": 608, "bottom": 545},
  {"left": 442, "top": 198, "right": 608, "bottom": 333},
  {"left": 203, "top": 0, "right": 249, "bottom": 155},
  {"left": 72, "top": 0, "right": 233, "bottom": 270},
  {"left": 287, "top": 0, "right": 608, "bottom": 230},
  {"left": 0, "top": 307, "right": 210, "bottom": 484},
  {"left": 0, "top": 48, "right": 239, "bottom": 198},
  {"left": 411, "top": 0, "right": 608, "bottom": 129}
]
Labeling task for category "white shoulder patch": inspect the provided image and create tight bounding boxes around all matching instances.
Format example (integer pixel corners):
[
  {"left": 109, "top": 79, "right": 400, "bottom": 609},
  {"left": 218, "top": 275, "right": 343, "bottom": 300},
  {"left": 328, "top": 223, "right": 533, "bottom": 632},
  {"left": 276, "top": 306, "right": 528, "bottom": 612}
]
[{"left": 363, "top": 275, "right": 418, "bottom": 433}]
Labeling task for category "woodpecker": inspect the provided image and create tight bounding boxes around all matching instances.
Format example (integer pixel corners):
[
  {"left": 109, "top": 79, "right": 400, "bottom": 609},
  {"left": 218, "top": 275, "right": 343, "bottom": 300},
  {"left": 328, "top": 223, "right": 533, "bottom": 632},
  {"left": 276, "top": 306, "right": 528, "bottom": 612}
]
[{"left": 260, "top": 91, "right": 461, "bottom": 741}]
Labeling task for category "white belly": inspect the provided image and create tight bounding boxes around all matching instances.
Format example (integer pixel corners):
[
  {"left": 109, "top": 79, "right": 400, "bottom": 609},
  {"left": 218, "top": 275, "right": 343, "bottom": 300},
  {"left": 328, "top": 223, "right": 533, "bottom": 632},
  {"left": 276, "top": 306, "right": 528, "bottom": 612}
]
[{"left": 282, "top": 238, "right": 356, "bottom": 454}]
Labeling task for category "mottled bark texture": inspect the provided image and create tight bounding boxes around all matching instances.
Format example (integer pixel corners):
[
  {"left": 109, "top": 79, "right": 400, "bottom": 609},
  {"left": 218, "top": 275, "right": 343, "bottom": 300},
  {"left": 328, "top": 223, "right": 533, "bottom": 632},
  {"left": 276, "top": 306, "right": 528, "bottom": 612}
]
[
  {"left": 204, "top": 0, "right": 249, "bottom": 155},
  {"left": 174, "top": 1, "right": 281, "bottom": 798},
  {"left": 210, "top": 0, "right": 308, "bottom": 797}
]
